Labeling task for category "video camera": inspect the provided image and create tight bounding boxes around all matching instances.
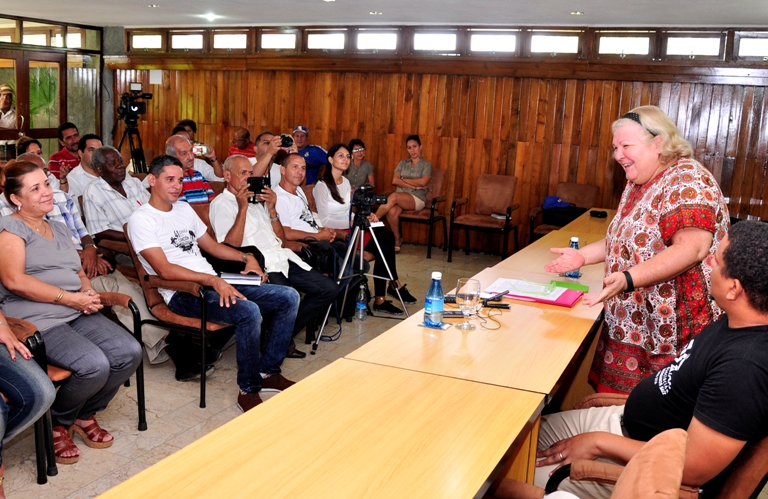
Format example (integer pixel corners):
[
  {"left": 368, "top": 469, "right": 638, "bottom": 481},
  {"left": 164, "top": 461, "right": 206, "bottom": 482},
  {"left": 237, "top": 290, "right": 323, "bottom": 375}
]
[
  {"left": 116, "top": 82, "right": 153, "bottom": 128},
  {"left": 351, "top": 184, "right": 387, "bottom": 218}
]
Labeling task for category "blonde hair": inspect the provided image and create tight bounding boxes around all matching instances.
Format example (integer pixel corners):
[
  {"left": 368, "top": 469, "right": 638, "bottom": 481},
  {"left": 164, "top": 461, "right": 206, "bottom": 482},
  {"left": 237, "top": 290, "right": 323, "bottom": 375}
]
[{"left": 612, "top": 105, "right": 693, "bottom": 163}]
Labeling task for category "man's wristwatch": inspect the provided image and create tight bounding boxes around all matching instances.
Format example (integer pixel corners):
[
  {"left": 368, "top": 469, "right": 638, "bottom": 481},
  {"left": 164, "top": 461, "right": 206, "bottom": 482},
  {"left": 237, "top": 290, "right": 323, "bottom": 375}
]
[
  {"left": 270, "top": 214, "right": 280, "bottom": 223},
  {"left": 84, "top": 243, "right": 97, "bottom": 250},
  {"left": 241, "top": 252, "right": 254, "bottom": 263}
]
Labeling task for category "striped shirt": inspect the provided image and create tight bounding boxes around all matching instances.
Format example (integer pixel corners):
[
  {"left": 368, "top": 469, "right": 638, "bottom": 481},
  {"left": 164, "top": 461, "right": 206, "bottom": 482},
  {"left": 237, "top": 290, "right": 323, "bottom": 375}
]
[
  {"left": 83, "top": 175, "right": 150, "bottom": 235},
  {"left": 0, "top": 189, "right": 88, "bottom": 249},
  {"left": 179, "top": 170, "right": 216, "bottom": 204}
]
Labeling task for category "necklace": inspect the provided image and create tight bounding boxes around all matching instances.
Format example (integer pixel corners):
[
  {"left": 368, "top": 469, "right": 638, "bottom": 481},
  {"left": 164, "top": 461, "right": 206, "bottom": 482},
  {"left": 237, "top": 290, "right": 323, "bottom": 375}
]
[{"left": 15, "top": 213, "right": 48, "bottom": 236}]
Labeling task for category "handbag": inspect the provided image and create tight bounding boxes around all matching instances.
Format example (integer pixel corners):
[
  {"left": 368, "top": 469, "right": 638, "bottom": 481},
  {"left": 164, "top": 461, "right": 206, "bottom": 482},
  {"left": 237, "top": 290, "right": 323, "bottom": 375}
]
[{"left": 299, "top": 239, "right": 337, "bottom": 275}]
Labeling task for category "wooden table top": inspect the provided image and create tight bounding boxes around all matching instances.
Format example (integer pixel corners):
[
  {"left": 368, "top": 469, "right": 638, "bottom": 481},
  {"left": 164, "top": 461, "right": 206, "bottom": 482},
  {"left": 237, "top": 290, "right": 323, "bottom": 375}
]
[
  {"left": 559, "top": 208, "right": 616, "bottom": 236},
  {"left": 347, "top": 261, "right": 605, "bottom": 396},
  {"left": 99, "top": 359, "right": 543, "bottom": 499}
]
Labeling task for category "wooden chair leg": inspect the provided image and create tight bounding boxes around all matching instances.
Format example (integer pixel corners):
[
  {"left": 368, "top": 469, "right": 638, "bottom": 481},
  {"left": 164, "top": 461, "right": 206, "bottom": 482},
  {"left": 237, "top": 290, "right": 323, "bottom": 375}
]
[
  {"left": 42, "top": 410, "right": 58, "bottom": 477},
  {"left": 33, "top": 417, "right": 48, "bottom": 484}
]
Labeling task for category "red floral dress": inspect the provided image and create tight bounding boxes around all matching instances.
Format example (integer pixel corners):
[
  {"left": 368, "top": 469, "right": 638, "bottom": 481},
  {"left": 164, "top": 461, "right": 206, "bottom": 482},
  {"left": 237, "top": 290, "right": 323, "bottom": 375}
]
[{"left": 590, "top": 158, "right": 729, "bottom": 394}]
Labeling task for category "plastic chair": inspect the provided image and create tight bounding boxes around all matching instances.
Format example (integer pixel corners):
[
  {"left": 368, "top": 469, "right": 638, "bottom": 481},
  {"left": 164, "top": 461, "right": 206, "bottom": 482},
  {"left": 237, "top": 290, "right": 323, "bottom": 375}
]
[
  {"left": 529, "top": 182, "right": 598, "bottom": 243},
  {"left": 397, "top": 169, "right": 448, "bottom": 259},
  {"left": 448, "top": 174, "right": 520, "bottom": 262},
  {"left": 123, "top": 223, "right": 235, "bottom": 408}
]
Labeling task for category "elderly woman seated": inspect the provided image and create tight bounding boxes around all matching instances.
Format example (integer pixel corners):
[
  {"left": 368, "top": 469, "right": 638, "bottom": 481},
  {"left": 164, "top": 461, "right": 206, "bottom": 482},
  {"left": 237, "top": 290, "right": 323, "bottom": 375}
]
[{"left": 0, "top": 160, "right": 142, "bottom": 465}]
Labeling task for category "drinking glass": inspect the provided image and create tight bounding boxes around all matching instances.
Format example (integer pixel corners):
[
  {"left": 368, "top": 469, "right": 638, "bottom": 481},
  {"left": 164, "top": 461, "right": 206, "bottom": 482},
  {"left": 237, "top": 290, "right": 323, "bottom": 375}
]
[{"left": 455, "top": 278, "right": 481, "bottom": 331}]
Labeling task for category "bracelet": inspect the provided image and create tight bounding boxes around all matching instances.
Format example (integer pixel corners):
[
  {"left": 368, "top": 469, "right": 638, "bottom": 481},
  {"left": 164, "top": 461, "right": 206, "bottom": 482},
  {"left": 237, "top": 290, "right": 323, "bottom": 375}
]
[
  {"left": 53, "top": 288, "right": 65, "bottom": 304},
  {"left": 270, "top": 214, "right": 280, "bottom": 222},
  {"left": 84, "top": 243, "right": 97, "bottom": 250},
  {"left": 241, "top": 252, "right": 254, "bottom": 263},
  {"left": 622, "top": 270, "right": 635, "bottom": 293},
  {"left": 60, "top": 179, "right": 68, "bottom": 185},
  {"left": 0, "top": 321, "right": 7, "bottom": 326}
]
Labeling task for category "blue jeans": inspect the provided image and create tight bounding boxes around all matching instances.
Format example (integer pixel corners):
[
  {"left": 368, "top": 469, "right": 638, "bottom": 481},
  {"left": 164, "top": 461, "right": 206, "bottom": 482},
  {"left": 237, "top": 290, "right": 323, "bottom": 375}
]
[
  {"left": 0, "top": 348, "right": 56, "bottom": 466},
  {"left": 42, "top": 313, "right": 143, "bottom": 427},
  {"left": 168, "top": 284, "right": 299, "bottom": 393},
  {"left": 268, "top": 262, "right": 338, "bottom": 338}
]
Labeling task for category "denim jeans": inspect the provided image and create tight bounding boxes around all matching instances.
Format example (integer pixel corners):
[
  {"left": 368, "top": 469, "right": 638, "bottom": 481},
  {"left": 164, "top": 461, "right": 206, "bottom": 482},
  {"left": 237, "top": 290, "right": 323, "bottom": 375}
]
[
  {"left": 268, "top": 262, "right": 338, "bottom": 338},
  {"left": 168, "top": 284, "right": 299, "bottom": 393},
  {"left": 0, "top": 348, "right": 56, "bottom": 466},
  {"left": 42, "top": 313, "right": 143, "bottom": 427}
]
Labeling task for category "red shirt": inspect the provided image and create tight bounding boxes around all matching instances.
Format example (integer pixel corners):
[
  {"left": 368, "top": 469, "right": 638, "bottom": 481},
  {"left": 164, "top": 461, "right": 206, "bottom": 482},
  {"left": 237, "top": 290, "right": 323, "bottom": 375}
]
[
  {"left": 227, "top": 142, "right": 257, "bottom": 159},
  {"left": 49, "top": 149, "right": 80, "bottom": 179}
]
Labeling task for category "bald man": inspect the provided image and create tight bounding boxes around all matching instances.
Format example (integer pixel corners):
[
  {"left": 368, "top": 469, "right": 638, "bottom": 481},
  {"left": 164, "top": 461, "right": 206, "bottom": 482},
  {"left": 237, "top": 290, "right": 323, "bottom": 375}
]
[{"left": 228, "top": 127, "right": 257, "bottom": 159}]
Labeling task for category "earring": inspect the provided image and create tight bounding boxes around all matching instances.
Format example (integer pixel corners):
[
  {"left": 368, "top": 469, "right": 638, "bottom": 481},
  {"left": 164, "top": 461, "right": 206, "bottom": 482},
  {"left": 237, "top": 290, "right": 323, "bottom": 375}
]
[{"left": 15, "top": 204, "right": 20, "bottom": 211}]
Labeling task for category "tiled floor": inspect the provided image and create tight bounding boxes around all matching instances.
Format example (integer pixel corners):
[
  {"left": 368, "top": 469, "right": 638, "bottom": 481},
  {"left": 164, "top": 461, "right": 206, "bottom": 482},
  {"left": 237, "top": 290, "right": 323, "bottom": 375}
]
[{"left": 3, "top": 244, "right": 503, "bottom": 498}]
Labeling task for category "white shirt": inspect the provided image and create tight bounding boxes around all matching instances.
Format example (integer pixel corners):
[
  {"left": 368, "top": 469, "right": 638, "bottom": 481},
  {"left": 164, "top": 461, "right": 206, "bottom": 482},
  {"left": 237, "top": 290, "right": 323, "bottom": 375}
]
[
  {"left": 209, "top": 189, "right": 310, "bottom": 277},
  {"left": 83, "top": 175, "right": 150, "bottom": 235},
  {"left": 67, "top": 164, "right": 99, "bottom": 200},
  {"left": 313, "top": 179, "right": 352, "bottom": 230},
  {"left": 0, "top": 107, "right": 16, "bottom": 129},
  {"left": 47, "top": 172, "right": 60, "bottom": 190},
  {"left": 247, "top": 158, "right": 281, "bottom": 189},
  {"left": 274, "top": 184, "right": 319, "bottom": 234},
  {"left": 128, "top": 201, "right": 216, "bottom": 304}
]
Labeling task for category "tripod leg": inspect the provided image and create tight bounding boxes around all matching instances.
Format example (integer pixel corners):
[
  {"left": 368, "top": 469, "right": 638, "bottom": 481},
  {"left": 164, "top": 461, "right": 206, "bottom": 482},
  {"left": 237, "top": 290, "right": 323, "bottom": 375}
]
[{"left": 366, "top": 228, "right": 409, "bottom": 318}]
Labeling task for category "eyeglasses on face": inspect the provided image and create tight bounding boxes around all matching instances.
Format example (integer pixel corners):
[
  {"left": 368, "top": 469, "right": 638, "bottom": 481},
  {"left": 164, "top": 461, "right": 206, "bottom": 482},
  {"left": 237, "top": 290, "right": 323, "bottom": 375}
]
[{"left": 352, "top": 148, "right": 365, "bottom": 153}]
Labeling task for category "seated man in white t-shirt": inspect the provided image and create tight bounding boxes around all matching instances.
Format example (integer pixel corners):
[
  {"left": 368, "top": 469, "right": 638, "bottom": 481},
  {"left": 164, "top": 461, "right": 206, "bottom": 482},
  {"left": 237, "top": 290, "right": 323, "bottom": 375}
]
[
  {"left": 127, "top": 154, "right": 300, "bottom": 412},
  {"left": 209, "top": 155, "right": 338, "bottom": 358}
]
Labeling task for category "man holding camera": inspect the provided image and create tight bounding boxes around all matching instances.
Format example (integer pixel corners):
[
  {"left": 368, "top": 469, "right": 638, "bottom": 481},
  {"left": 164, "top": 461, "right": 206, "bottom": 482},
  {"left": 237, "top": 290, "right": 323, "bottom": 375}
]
[
  {"left": 248, "top": 130, "right": 298, "bottom": 189},
  {"left": 209, "top": 155, "right": 338, "bottom": 358}
]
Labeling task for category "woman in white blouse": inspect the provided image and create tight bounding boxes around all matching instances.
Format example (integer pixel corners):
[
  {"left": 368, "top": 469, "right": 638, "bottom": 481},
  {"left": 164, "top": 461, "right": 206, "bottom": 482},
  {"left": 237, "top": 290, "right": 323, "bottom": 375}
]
[{"left": 313, "top": 144, "right": 416, "bottom": 315}]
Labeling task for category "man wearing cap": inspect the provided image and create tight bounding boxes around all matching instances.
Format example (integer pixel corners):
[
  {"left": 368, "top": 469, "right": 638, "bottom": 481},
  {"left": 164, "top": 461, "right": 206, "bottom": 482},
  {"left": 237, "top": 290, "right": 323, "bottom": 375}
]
[
  {"left": 0, "top": 84, "right": 16, "bottom": 159},
  {"left": 0, "top": 84, "right": 15, "bottom": 129},
  {"left": 292, "top": 125, "right": 327, "bottom": 185}
]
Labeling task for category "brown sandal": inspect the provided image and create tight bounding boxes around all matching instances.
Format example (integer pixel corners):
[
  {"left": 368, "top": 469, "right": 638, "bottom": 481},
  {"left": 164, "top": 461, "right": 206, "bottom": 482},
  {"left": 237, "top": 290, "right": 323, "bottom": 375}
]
[
  {"left": 52, "top": 425, "right": 80, "bottom": 464},
  {"left": 71, "top": 415, "right": 114, "bottom": 449}
]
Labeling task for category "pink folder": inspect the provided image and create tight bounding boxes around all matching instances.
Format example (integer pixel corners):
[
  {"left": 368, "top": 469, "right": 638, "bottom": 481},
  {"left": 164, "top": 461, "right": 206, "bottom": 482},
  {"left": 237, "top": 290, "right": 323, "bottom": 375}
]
[{"left": 505, "top": 288, "right": 583, "bottom": 308}]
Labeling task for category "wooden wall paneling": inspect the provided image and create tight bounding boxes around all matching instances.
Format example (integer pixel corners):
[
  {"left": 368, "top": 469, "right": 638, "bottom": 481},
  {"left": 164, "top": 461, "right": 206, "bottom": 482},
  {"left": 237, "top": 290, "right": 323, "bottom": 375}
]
[
  {"left": 755, "top": 90, "right": 768, "bottom": 220},
  {"left": 730, "top": 87, "right": 755, "bottom": 215}
]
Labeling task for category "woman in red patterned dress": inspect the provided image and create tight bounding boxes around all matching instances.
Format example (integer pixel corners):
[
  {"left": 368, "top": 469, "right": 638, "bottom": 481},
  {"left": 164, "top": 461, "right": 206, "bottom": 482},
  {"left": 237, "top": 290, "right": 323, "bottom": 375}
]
[{"left": 546, "top": 105, "right": 729, "bottom": 394}]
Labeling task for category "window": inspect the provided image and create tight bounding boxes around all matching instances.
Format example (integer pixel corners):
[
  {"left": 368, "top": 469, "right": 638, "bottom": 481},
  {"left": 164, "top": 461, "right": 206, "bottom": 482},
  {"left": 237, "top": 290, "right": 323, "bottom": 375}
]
[
  {"left": 357, "top": 31, "right": 397, "bottom": 51},
  {"left": 469, "top": 33, "right": 517, "bottom": 53},
  {"left": 260, "top": 32, "right": 297, "bottom": 50},
  {"left": 0, "top": 18, "right": 18, "bottom": 44},
  {"left": 67, "top": 27, "right": 100, "bottom": 51},
  {"left": 22, "top": 34, "right": 47, "bottom": 46},
  {"left": 171, "top": 33, "right": 204, "bottom": 50},
  {"left": 413, "top": 32, "right": 457, "bottom": 52},
  {"left": 736, "top": 34, "right": 768, "bottom": 60},
  {"left": 131, "top": 34, "right": 163, "bottom": 50},
  {"left": 530, "top": 33, "right": 580, "bottom": 55},
  {"left": 22, "top": 22, "right": 63, "bottom": 48},
  {"left": 67, "top": 33, "right": 82, "bottom": 49},
  {"left": 598, "top": 36, "right": 650, "bottom": 56},
  {"left": 307, "top": 32, "right": 345, "bottom": 50},
  {"left": 664, "top": 32, "right": 724, "bottom": 59},
  {"left": 213, "top": 32, "right": 248, "bottom": 50}
]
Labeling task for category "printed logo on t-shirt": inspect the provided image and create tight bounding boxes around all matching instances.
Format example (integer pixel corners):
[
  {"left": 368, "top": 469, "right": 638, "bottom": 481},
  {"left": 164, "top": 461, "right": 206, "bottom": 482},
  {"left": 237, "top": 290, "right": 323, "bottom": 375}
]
[
  {"left": 654, "top": 339, "right": 695, "bottom": 395},
  {"left": 170, "top": 230, "right": 197, "bottom": 253},
  {"left": 301, "top": 207, "right": 318, "bottom": 230}
]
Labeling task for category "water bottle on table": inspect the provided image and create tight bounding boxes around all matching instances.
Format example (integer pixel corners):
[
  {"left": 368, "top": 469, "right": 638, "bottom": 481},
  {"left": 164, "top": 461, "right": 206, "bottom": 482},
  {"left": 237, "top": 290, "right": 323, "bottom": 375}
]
[
  {"left": 355, "top": 284, "right": 367, "bottom": 321},
  {"left": 564, "top": 236, "right": 581, "bottom": 278},
  {"left": 424, "top": 272, "right": 444, "bottom": 327}
]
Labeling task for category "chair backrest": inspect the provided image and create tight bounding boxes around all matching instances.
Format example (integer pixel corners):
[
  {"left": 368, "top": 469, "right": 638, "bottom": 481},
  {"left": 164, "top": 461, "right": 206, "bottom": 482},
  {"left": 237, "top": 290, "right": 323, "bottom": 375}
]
[
  {"left": 190, "top": 202, "right": 216, "bottom": 239},
  {"left": 123, "top": 222, "right": 166, "bottom": 310},
  {"left": 209, "top": 181, "right": 226, "bottom": 196},
  {"left": 422, "top": 169, "right": 447, "bottom": 205},
  {"left": 555, "top": 182, "right": 599, "bottom": 209},
  {"left": 474, "top": 174, "right": 518, "bottom": 216},
  {"left": 714, "top": 434, "right": 768, "bottom": 499}
]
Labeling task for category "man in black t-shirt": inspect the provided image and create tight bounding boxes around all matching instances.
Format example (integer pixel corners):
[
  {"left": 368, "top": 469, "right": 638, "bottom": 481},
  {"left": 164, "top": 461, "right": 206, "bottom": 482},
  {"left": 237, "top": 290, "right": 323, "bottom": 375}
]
[{"left": 533, "top": 220, "right": 768, "bottom": 498}]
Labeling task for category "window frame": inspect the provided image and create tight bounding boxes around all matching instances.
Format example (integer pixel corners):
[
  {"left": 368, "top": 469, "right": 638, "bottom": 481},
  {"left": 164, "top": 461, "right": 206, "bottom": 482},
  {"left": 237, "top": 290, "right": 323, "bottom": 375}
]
[
  {"left": 525, "top": 29, "right": 585, "bottom": 59},
  {"left": 593, "top": 30, "right": 657, "bottom": 61},
  {"left": 258, "top": 28, "right": 300, "bottom": 53},
  {"left": 661, "top": 30, "right": 727, "bottom": 62},
  {"left": 169, "top": 30, "right": 207, "bottom": 53},
  {"left": 733, "top": 31, "right": 768, "bottom": 62},
  {"left": 209, "top": 29, "right": 252, "bottom": 54},
  {"left": 303, "top": 28, "right": 349, "bottom": 53},
  {"left": 409, "top": 28, "right": 462, "bottom": 56},
  {"left": 352, "top": 27, "right": 402, "bottom": 55},
  {"left": 127, "top": 30, "right": 166, "bottom": 53},
  {"left": 465, "top": 28, "right": 521, "bottom": 58}
]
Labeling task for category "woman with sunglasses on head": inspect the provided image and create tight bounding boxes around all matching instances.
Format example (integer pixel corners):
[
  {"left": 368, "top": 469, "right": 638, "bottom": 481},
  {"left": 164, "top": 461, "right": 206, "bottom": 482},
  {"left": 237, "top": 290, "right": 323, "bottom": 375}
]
[
  {"left": 345, "top": 139, "right": 376, "bottom": 190},
  {"left": 546, "top": 105, "right": 729, "bottom": 395}
]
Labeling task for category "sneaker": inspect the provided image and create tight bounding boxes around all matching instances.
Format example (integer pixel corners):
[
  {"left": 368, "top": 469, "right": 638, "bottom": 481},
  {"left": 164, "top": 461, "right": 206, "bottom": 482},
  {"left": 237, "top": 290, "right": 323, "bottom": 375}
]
[
  {"left": 237, "top": 391, "right": 263, "bottom": 413},
  {"left": 388, "top": 283, "right": 417, "bottom": 304},
  {"left": 175, "top": 363, "right": 215, "bottom": 382},
  {"left": 373, "top": 299, "right": 404, "bottom": 316},
  {"left": 260, "top": 374, "right": 296, "bottom": 392}
]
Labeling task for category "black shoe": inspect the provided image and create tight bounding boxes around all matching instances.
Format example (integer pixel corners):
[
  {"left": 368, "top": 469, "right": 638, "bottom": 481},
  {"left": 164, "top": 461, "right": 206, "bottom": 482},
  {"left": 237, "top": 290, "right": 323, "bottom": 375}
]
[
  {"left": 175, "top": 363, "right": 215, "bottom": 382},
  {"left": 286, "top": 339, "right": 307, "bottom": 359},
  {"left": 373, "top": 300, "right": 404, "bottom": 316},
  {"left": 388, "top": 284, "right": 417, "bottom": 304}
]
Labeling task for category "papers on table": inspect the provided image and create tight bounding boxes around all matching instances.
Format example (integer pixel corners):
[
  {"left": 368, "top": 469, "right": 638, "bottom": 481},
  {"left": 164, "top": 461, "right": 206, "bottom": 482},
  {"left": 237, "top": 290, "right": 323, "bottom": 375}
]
[
  {"left": 220, "top": 272, "right": 262, "bottom": 286},
  {"left": 485, "top": 278, "right": 567, "bottom": 300}
]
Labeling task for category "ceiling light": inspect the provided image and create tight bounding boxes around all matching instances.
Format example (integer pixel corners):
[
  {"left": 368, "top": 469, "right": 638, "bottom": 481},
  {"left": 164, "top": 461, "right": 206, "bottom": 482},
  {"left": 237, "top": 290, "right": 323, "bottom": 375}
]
[
  {"left": 323, "top": 0, "right": 335, "bottom": 2},
  {"left": 148, "top": 3, "right": 159, "bottom": 6},
  {"left": 201, "top": 13, "right": 221, "bottom": 21},
  {"left": 571, "top": 11, "right": 584, "bottom": 15},
  {"left": 369, "top": 11, "right": 382, "bottom": 15}
]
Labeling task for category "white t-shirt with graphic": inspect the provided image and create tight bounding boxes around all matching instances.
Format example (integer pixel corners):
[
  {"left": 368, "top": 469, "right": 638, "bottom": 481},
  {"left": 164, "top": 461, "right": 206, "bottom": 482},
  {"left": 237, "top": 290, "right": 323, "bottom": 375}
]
[
  {"left": 274, "top": 184, "right": 320, "bottom": 234},
  {"left": 127, "top": 201, "right": 216, "bottom": 304}
]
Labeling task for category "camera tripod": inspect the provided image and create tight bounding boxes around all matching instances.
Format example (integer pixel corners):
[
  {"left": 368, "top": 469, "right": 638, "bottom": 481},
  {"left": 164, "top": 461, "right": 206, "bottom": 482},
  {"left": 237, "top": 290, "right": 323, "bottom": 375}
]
[
  {"left": 114, "top": 116, "right": 148, "bottom": 174},
  {"left": 311, "top": 211, "right": 409, "bottom": 354}
]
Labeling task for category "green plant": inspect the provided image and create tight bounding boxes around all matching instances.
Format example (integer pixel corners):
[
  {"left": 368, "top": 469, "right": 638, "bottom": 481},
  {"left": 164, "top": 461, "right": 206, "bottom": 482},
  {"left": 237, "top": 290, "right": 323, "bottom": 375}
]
[{"left": 29, "top": 68, "right": 58, "bottom": 128}]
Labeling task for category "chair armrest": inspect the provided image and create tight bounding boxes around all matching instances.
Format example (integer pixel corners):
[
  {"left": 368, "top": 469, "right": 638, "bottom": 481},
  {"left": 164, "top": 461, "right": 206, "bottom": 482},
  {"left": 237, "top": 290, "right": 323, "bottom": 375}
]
[
  {"left": 574, "top": 393, "right": 629, "bottom": 410},
  {"left": 432, "top": 195, "right": 447, "bottom": 204},
  {"left": 144, "top": 275, "right": 203, "bottom": 297},
  {"left": 99, "top": 291, "right": 133, "bottom": 309},
  {"left": 7, "top": 317, "right": 38, "bottom": 343},
  {"left": 508, "top": 203, "right": 520, "bottom": 213},
  {"left": 453, "top": 197, "right": 469, "bottom": 207},
  {"left": 530, "top": 206, "right": 543, "bottom": 219},
  {"left": 488, "top": 479, "right": 545, "bottom": 499},
  {"left": 98, "top": 239, "right": 130, "bottom": 254}
]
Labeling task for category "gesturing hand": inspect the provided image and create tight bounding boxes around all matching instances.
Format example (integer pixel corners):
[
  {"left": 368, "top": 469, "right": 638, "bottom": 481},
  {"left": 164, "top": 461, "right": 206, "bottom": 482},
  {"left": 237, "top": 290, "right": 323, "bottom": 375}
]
[
  {"left": 544, "top": 247, "right": 586, "bottom": 273},
  {"left": 583, "top": 271, "right": 630, "bottom": 307}
]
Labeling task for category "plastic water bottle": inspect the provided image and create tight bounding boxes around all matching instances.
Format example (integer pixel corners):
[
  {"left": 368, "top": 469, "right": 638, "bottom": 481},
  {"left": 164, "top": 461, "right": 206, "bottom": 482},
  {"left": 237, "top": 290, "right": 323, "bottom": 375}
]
[
  {"left": 565, "top": 237, "right": 580, "bottom": 278},
  {"left": 355, "top": 284, "right": 367, "bottom": 321},
  {"left": 424, "top": 272, "right": 444, "bottom": 327}
]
